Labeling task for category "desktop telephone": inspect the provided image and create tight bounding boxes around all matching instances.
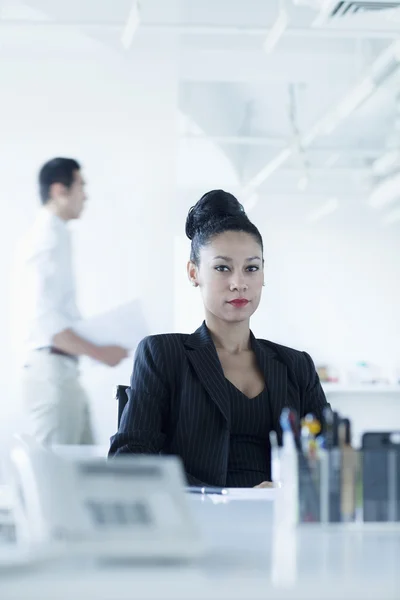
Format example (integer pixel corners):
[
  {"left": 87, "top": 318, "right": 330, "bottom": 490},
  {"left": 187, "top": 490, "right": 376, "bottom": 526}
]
[{"left": 6, "top": 435, "right": 202, "bottom": 561}]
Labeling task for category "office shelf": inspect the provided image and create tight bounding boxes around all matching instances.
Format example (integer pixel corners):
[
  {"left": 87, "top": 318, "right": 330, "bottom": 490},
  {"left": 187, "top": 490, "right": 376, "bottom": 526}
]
[{"left": 322, "top": 383, "right": 400, "bottom": 394}]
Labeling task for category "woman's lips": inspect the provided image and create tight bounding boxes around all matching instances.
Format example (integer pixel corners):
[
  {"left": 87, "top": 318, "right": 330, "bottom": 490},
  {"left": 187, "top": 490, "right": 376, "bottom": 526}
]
[{"left": 228, "top": 299, "right": 249, "bottom": 308}]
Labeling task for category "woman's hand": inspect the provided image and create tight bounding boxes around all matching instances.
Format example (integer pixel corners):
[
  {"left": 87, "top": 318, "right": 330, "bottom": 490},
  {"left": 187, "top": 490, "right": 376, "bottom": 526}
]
[{"left": 254, "top": 481, "right": 274, "bottom": 489}]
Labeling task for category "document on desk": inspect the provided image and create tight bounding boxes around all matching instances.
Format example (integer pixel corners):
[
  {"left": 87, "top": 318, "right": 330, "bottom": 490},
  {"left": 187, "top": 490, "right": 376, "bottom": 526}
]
[
  {"left": 73, "top": 299, "right": 148, "bottom": 351},
  {"left": 208, "top": 488, "right": 277, "bottom": 504}
]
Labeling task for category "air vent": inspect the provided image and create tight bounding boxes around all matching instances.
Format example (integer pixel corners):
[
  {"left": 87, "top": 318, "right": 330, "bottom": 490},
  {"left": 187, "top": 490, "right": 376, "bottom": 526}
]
[{"left": 331, "top": 1, "right": 400, "bottom": 18}]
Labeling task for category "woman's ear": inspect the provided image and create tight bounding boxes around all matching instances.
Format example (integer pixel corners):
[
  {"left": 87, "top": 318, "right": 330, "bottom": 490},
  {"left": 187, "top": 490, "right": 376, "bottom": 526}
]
[{"left": 187, "top": 261, "right": 199, "bottom": 287}]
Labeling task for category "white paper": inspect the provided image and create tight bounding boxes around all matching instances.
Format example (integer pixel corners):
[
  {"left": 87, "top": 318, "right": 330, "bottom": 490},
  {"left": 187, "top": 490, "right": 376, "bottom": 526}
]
[
  {"left": 73, "top": 299, "right": 148, "bottom": 351},
  {"left": 208, "top": 488, "right": 277, "bottom": 504}
]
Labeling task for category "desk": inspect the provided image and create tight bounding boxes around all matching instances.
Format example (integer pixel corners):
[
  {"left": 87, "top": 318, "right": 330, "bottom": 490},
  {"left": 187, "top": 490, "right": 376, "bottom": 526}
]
[{"left": 0, "top": 494, "right": 399, "bottom": 600}]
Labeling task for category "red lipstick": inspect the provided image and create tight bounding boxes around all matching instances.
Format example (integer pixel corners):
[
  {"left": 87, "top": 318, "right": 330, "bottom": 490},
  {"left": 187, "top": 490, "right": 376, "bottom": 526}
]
[{"left": 228, "top": 299, "right": 249, "bottom": 308}]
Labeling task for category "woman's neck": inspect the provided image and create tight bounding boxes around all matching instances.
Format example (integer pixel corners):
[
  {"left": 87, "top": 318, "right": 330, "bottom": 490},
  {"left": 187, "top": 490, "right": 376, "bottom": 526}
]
[{"left": 205, "top": 314, "right": 251, "bottom": 354}]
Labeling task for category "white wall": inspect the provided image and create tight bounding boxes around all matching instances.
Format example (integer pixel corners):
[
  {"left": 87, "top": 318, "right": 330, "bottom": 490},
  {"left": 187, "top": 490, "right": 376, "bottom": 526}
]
[{"left": 1, "top": 27, "right": 178, "bottom": 446}]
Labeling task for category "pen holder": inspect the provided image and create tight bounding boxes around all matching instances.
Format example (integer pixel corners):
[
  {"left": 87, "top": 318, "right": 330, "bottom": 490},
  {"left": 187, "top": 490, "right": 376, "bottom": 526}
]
[
  {"left": 297, "top": 447, "right": 400, "bottom": 524},
  {"left": 297, "top": 448, "right": 358, "bottom": 524},
  {"left": 275, "top": 442, "right": 399, "bottom": 524}
]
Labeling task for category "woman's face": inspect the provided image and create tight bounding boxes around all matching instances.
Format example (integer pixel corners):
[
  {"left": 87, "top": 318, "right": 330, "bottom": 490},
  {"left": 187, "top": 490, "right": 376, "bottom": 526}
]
[{"left": 188, "top": 230, "right": 264, "bottom": 324}]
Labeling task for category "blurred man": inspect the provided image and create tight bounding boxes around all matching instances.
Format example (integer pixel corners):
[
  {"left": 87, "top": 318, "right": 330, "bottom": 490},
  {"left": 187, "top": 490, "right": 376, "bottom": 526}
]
[{"left": 17, "top": 158, "right": 128, "bottom": 445}]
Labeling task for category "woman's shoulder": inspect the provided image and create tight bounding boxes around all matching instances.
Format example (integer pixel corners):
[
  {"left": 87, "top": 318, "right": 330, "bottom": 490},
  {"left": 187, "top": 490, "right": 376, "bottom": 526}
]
[
  {"left": 256, "top": 338, "right": 317, "bottom": 386},
  {"left": 137, "top": 332, "right": 190, "bottom": 355},
  {"left": 256, "top": 337, "right": 313, "bottom": 365}
]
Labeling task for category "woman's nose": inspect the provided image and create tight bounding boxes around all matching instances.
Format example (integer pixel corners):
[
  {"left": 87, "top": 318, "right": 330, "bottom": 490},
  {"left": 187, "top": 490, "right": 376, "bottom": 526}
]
[{"left": 229, "top": 279, "right": 248, "bottom": 292}]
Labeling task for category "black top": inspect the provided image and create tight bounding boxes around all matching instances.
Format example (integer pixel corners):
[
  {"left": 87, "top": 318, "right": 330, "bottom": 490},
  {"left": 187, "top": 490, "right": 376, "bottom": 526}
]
[
  {"left": 226, "top": 380, "right": 271, "bottom": 487},
  {"left": 109, "top": 322, "right": 329, "bottom": 487}
]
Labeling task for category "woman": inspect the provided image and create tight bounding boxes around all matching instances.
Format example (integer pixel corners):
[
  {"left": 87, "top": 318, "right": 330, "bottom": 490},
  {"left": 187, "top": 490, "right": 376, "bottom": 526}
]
[{"left": 109, "top": 190, "right": 328, "bottom": 487}]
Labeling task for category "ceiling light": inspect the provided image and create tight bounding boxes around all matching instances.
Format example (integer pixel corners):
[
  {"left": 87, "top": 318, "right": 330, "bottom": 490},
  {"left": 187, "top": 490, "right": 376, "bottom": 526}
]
[
  {"left": 311, "top": 0, "right": 338, "bottom": 27},
  {"left": 297, "top": 175, "right": 309, "bottom": 191},
  {"left": 245, "top": 148, "right": 293, "bottom": 192},
  {"left": 319, "top": 78, "right": 376, "bottom": 135},
  {"left": 369, "top": 171, "right": 400, "bottom": 208},
  {"left": 121, "top": 1, "right": 140, "bottom": 50},
  {"left": 264, "top": 1, "right": 288, "bottom": 54},
  {"left": 242, "top": 192, "right": 259, "bottom": 213},
  {"left": 372, "top": 150, "right": 400, "bottom": 177},
  {"left": 382, "top": 207, "right": 400, "bottom": 225},
  {"left": 325, "top": 153, "right": 340, "bottom": 167},
  {"left": 306, "top": 198, "right": 338, "bottom": 223}
]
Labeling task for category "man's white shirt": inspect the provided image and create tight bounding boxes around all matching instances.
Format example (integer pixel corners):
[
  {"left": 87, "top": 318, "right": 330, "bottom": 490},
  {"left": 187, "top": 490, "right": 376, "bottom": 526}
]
[{"left": 13, "top": 208, "right": 81, "bottom": 360}]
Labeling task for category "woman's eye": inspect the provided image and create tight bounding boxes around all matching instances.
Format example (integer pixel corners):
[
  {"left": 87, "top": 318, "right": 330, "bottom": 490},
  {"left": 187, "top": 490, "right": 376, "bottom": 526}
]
[
  {"left": 247, "top": 266, "right": 259, "bottom": 272},
  {"left": 215, "top": 265, "right": 229, "bottom": 272}
]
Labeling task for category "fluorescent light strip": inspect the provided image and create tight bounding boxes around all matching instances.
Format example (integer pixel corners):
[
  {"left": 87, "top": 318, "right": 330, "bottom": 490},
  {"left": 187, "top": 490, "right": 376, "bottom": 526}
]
[
  {"left": 369, "top": 171, "right": 400, "bottom": 209},
  {"left": 242, "top": 192, "right": 259, "bottom": 213},
  {"left": 246, "top": 148, "right": 293, "bottom": 192},
  {"left": 297, "top": 175, "right": 309, "bottom": 191},
  {"left": 121, "top": 1, "right": 140, "bottom": 50},
  {"left": 325, "top": 153, "right": 340, "bottom": 168},
  {"left": 372, "top": 150, "right": 400, "bottom": 177},
  {"left": 306, "top": 198, "right": 338, "bottom": 223},
  {"left": 320, "top": 78, "right": 376, "bottom": 135},
  {"left": 382, "top": 207, "right": 400, "bottom": 225},
  {"left": 311, "top": 0, "right": 340, "bottom": 27},
  {"left": 263, "top": 8, "right": 288, "bottom": 54}
]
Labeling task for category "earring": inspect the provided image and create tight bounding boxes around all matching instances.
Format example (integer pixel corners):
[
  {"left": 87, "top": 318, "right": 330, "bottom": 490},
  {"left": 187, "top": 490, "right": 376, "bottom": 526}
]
[
  {"left": 192, "top": 282, "right": 198, "bottom": 287},
  {"left": 262, "top": 282, "right": 266, "bottom": 287}
]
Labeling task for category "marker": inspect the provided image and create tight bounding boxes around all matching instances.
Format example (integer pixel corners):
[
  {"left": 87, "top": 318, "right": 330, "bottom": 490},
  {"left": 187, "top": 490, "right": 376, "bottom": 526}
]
[
  {"left": 304, "top": 413, "right": 321, "bottom": 437},
  {"left": 302, "top": 414, "right": 321, "bottom": 459},
  {"left": 339, "top": 417, "right": 356, "bottom": 522},
  {"left": 340, "top": 418, "right": 351, "bottom": 446}
]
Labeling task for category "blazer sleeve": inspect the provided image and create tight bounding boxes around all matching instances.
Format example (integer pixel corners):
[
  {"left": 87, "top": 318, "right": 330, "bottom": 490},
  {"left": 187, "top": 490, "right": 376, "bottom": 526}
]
[
  {"left": 300, "top": 351, "right": 330, "bottom": 421},
  {"left": 109, "top": 336, "right": 169, "bottom": 456}
]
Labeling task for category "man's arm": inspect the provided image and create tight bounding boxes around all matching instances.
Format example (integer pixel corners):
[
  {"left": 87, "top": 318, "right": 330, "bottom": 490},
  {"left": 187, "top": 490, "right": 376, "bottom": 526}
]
[
  {"left": 32, "top": 244, "right": 128, "bottom": 366},
  {"left": 52, "top": 329, "right": 128, "bottom": 367}
]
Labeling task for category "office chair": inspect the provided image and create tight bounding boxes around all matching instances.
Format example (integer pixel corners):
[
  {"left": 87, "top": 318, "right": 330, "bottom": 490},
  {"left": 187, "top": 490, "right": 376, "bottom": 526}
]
[{"left": 114, "top": 385, "right": 129, "bottom": 427}]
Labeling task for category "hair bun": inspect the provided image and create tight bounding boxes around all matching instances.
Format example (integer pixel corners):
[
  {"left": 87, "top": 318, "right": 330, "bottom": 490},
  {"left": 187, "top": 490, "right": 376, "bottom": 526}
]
[{"left": 185, "top": 190, "right": 245, "bottom": 240}]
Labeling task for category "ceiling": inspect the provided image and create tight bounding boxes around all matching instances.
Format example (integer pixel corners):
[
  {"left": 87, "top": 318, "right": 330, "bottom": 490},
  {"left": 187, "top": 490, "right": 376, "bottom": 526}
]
[{"left": 1, "top": 0, "right": 400, "bottom": 226}]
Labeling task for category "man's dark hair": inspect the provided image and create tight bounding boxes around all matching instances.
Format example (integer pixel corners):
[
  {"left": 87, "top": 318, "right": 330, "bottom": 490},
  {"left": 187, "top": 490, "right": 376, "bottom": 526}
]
[{"left": 38, "top": 157, "right": 81, "bottom": 205}]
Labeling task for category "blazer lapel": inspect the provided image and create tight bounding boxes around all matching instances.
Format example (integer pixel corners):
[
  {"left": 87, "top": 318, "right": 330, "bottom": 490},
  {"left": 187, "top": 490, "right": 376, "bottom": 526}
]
[
  {"left": 184, "top": 322, "right": 230, "bottom": 425},
  {"left": 251, "top": 334, "right": 289, "bottom": 433}
]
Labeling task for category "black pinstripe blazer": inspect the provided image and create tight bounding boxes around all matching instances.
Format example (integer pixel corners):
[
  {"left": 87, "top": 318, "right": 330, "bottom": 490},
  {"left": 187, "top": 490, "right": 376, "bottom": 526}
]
[{"left": 109, "top": 322, "right": 328, "bottom": 486}]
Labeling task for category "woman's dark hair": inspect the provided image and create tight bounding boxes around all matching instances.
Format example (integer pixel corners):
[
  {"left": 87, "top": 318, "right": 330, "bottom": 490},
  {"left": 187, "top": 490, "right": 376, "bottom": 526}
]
[
  {"left": 185, "top": 189, "right": 263, "bottom": 265},
  {"left": 38, "top": 157, "right": 81, "bottom": 204}
]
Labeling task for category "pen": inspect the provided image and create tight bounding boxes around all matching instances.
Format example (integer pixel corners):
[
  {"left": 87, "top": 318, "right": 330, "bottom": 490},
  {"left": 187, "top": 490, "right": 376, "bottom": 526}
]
[
  {"left": 288, "top": 409, "right": 302, "bottom": 451},
  {"left": 186, "top": 486, "right": 229, "bottom": 495},
  {"left": 341, "top": 418, "right": 351, "bottom": 446},
  {"left": 323, "top": 408, "right": 342, "bottom": 522},
  {"left": 270, "top": 430, "right": 281, "bottom": 483},
  {"left": 322, "top": 406, "right": 334, "bottom": 450},
  {"left": 281, "top": 409, "right": 320, "bottom": 522}
]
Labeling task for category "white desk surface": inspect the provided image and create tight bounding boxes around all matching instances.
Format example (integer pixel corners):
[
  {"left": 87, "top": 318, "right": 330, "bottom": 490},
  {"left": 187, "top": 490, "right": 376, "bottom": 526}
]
[{"left": 0, "top": 494, "right": 399, "bottom": 600}]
